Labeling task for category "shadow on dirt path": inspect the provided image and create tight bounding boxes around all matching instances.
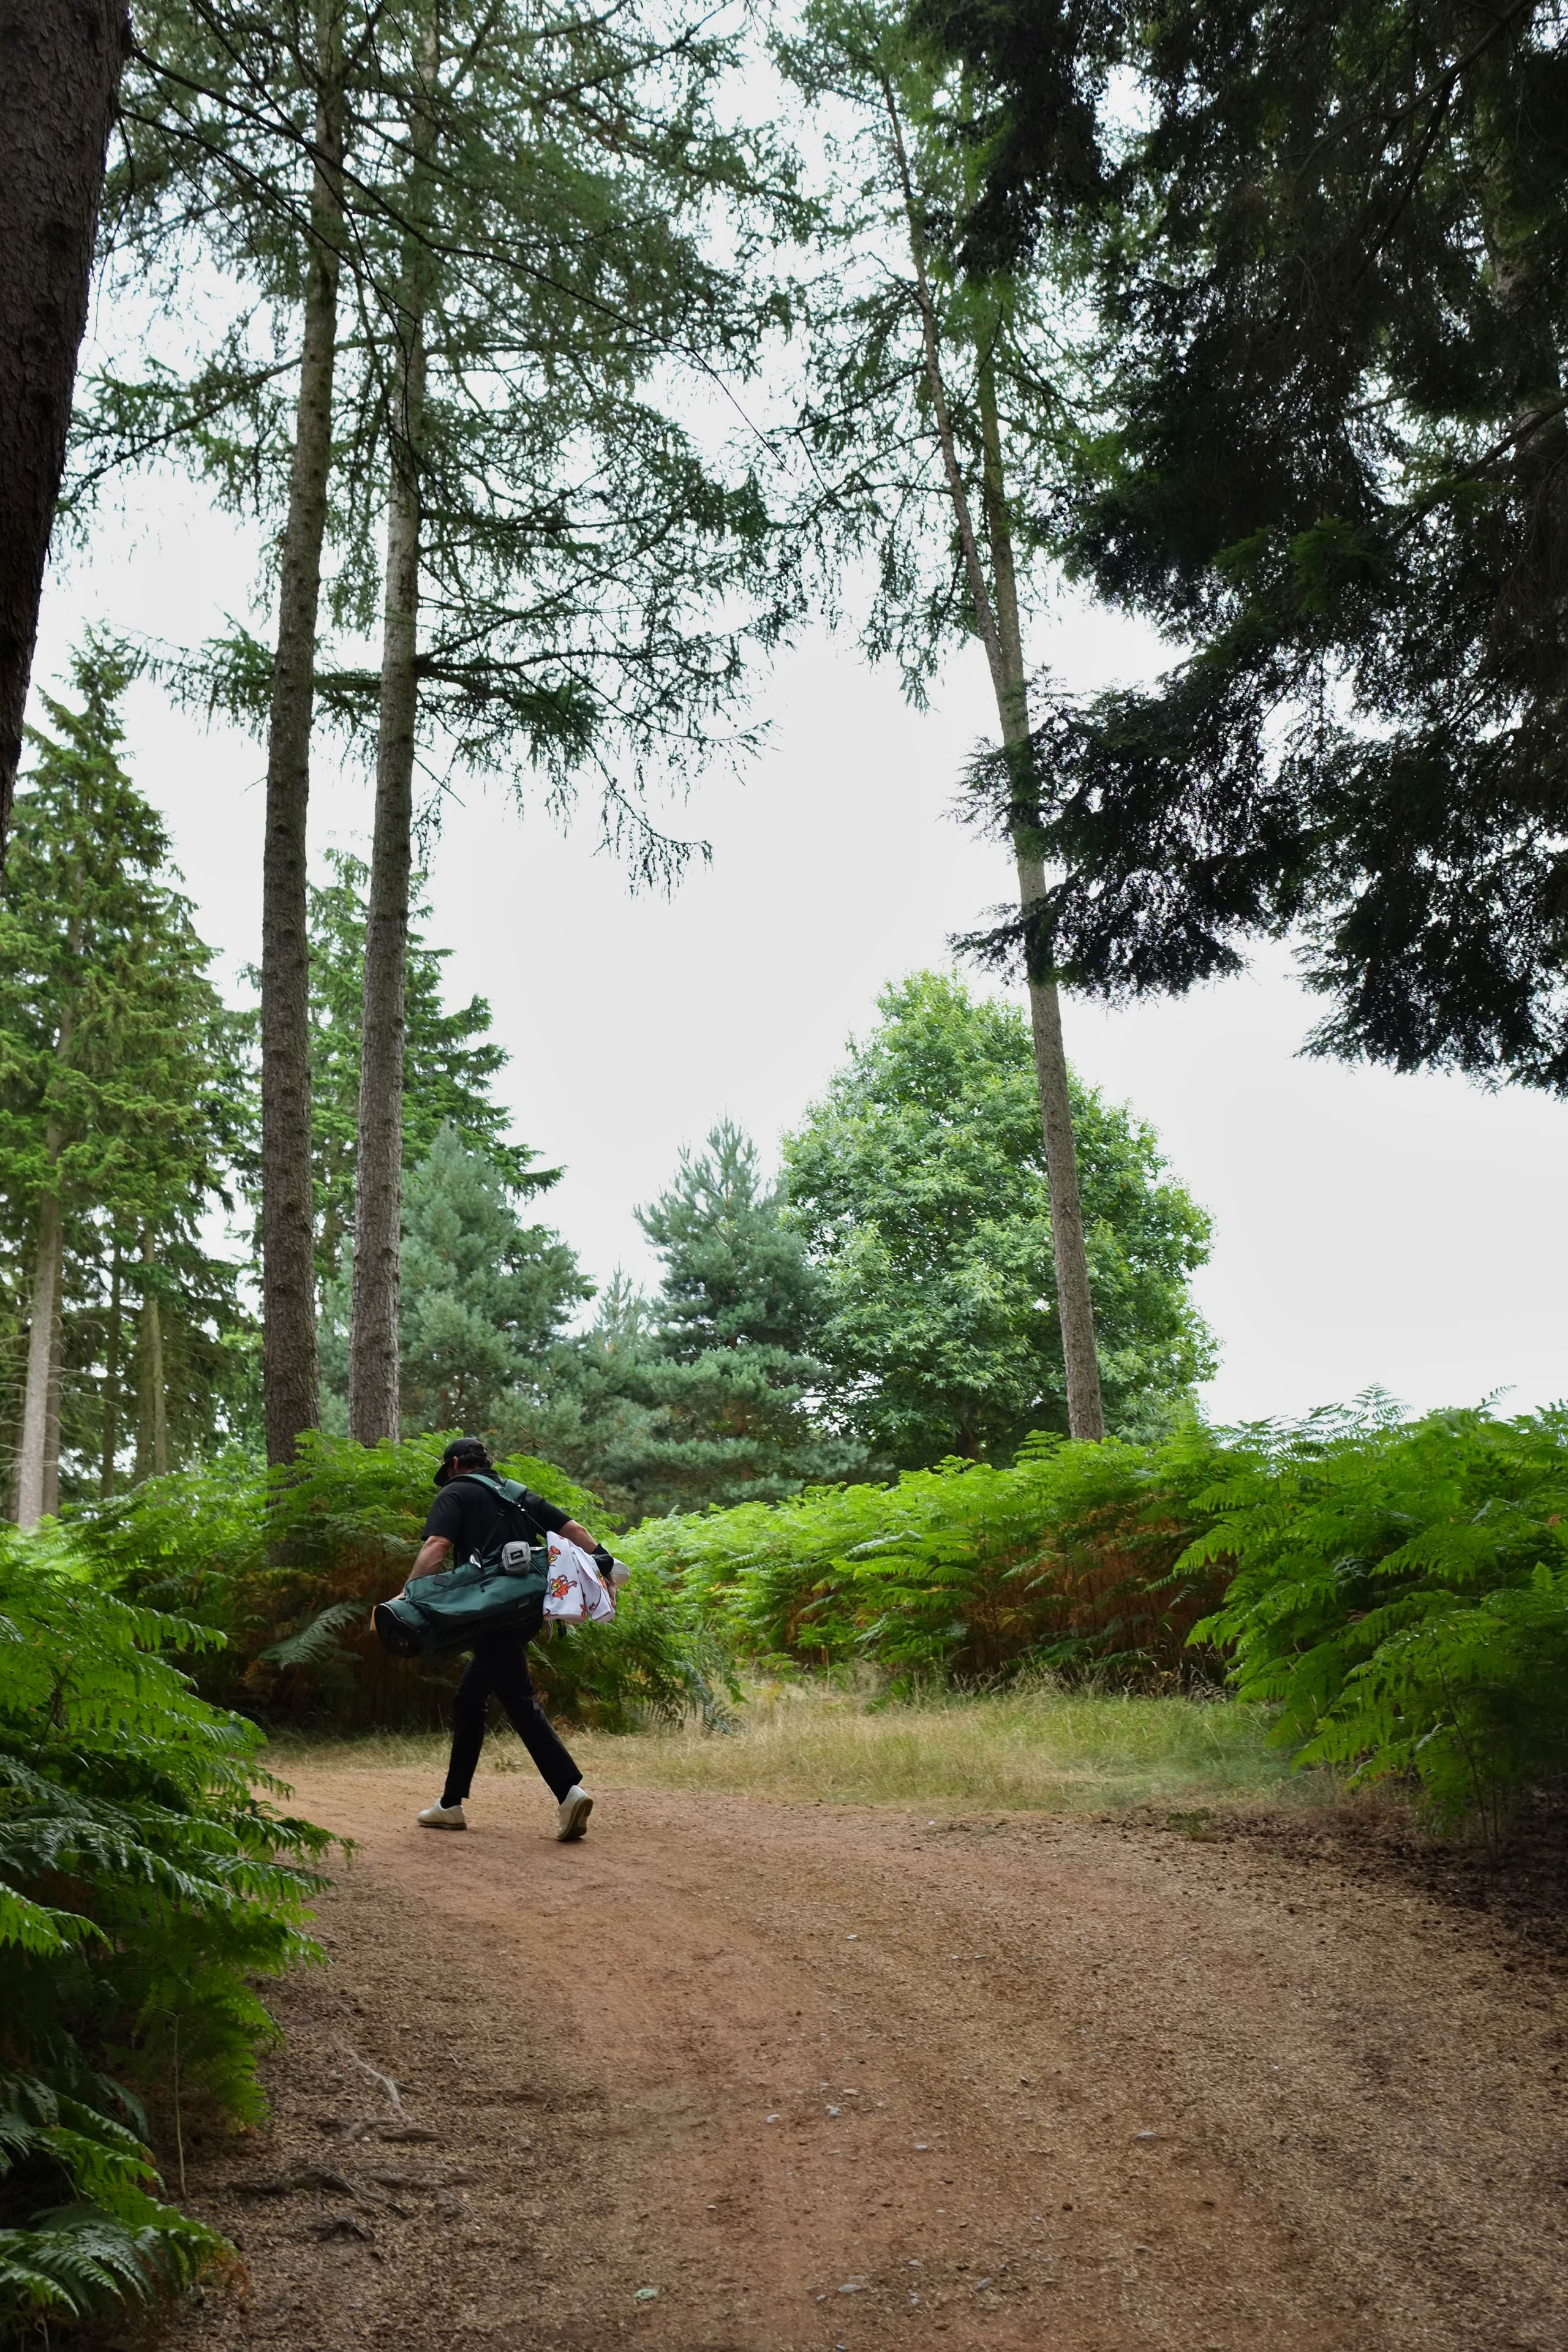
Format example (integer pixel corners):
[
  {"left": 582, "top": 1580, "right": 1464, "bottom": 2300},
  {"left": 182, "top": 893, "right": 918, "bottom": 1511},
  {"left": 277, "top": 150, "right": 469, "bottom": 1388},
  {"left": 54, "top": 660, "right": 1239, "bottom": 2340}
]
[{"left": 162, "top": 1766, "right": 1566, "bottom": 2352}]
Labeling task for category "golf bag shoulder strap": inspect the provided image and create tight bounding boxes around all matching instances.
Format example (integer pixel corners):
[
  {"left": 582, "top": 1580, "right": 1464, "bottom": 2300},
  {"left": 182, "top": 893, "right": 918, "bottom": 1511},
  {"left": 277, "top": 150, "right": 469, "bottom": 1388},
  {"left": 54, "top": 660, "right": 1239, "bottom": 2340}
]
[
  {"left": 450, "top": 1471, "right": 530, "bottom": 1512},
  {"left": 444, "top": 1472, "right": 540, "bottom": 1565}
]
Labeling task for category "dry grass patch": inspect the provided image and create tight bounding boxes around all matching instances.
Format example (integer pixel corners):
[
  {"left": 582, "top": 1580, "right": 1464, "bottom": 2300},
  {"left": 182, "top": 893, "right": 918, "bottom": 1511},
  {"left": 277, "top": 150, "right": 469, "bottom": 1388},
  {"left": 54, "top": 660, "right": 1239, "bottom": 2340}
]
[{"left": 272, "top": 1678, "right": 1324, "bottom": 1817}]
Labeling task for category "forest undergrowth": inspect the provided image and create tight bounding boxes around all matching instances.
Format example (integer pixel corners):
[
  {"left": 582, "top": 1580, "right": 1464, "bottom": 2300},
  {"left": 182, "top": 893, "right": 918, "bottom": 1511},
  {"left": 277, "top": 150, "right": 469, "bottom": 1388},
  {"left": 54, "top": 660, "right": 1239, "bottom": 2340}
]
[{"left": 59, "top": 1397, "right": 1568, "bottom": 1830}]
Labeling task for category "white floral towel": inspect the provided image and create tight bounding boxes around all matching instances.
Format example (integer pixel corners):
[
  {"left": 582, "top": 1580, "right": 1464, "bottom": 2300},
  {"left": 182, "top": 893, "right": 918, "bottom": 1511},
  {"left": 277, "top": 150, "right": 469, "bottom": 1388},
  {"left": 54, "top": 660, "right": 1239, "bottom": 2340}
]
[{"left": 543, "top": 1532, "right": 616, "bottom": 1623}]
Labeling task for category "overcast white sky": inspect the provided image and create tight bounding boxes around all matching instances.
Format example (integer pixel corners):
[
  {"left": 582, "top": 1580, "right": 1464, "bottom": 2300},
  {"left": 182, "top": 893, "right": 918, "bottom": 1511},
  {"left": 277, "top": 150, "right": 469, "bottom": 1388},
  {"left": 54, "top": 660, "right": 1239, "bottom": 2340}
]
[{"left": 29, "top": 473, "right": 1568, "bottom": 1431}]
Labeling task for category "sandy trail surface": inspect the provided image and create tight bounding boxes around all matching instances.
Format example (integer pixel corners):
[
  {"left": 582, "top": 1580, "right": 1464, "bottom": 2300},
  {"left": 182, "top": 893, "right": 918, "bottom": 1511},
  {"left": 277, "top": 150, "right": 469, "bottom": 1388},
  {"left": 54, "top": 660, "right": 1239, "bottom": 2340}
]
[{"left": 165, "top": 1765, "right": 1566, "bottom": 2352}]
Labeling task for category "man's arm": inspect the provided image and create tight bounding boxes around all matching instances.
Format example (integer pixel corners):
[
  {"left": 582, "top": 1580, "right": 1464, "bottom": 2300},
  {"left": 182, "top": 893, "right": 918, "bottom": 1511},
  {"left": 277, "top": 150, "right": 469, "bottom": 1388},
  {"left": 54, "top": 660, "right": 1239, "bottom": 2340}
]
[
  {"left": 404, "top": 1518, "right": 600, "bottom": 1594},
  {"left": 403, "top": 1534, "right": 452, "bottom": 1593}
]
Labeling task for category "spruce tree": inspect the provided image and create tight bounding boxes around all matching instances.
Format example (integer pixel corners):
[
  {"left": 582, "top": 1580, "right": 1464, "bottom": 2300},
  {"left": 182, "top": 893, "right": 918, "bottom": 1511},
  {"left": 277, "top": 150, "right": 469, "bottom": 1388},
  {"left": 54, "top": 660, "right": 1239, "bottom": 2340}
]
[
  {"left": 0, "top": 644, "right": 250, "bottom": 1517},
  {"left": 317, "top": 1121, "right": 588, "bottom": 1436},
  {"left": 285, "top": 850, "right": 556, "bottom": 1295},
  {"left": 580, "top": 1122, "right": 858, "bottom": 1518},
  {"left": 502, "top": 1270, "right": 658, "bottom": 1517}
]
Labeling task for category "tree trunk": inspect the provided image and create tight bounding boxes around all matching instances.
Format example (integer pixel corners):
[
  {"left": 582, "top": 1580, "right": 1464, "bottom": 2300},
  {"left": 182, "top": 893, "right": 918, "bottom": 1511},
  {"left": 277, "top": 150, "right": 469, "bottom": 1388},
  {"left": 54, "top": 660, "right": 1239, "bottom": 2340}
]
[
  {"left": 135, "top": 1228, "right": 167, "bottom": 1481},
  {"left": 42, "top": 1246, "right": 64, "bottom": 1517},
  {"left": 16, "top": 869, "right": 83, "bottom": 1521},
  {"left": 260, "top": 0, "right": 345, "bottom": 1466},
  {"left": 884, "top": 74, "right": 1104, "bottom": 1439},
  {"left": 16, "top": 1189, "right": 64, "bottom": 1528},
  {"left": 347, "top": 317, "right": 424, "bottom": 1442},
  {"left": 347, "top": 23, "right": 436, "bottom": 1446},
  {"left": 0, "top": 0, "right": 130, "bottom": 851},
  {"left": 99, "top": 1238, "right": 122, "bottom": 1496},
  {"left": 976, "top": 355, "right": 1104, "bottom": 1441}
]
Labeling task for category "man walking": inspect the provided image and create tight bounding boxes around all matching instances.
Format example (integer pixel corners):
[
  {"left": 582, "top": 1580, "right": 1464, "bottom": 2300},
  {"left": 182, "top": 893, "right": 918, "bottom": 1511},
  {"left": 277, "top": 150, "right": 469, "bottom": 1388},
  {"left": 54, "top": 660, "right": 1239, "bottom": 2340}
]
[{"left": 410, "top": 1436, "right": 603, "bottom": 1841}]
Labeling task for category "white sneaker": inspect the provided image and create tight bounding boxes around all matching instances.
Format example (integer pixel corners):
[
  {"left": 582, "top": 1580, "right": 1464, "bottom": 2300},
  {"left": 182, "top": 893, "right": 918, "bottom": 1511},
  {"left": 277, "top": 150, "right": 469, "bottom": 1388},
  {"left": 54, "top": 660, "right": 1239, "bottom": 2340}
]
[
  {"left": 417, "top": 1800, "right": 467, "bottom": 1831},
  {"left": 556, "top": 1784, "right": 592, "bottom": 1842}
]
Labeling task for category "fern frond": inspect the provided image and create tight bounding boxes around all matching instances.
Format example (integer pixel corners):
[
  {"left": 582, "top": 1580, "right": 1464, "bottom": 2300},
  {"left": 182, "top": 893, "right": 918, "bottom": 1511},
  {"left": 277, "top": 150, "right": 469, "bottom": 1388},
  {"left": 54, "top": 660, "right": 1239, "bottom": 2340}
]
[{"left": 258, "top": 1598, "right": 366, "bottom": 1669}]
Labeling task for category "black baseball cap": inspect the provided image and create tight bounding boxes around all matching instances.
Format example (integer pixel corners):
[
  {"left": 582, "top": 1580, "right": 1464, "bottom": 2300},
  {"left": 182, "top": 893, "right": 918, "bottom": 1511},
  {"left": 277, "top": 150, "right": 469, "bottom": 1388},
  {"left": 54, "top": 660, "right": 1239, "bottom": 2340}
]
[{"left": 434, "top": 1436, "right": 492, "bottom": 1487}]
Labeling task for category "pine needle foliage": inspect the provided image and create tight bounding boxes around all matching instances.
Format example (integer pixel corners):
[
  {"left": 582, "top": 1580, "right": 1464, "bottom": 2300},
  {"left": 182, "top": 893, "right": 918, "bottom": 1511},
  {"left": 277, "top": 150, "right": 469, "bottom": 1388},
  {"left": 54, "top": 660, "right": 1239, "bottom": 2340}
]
[
  {"left": 0, "top": 1525, "right": 330, "bottom": 2338},
  {"left": 0, "top": 641, "right": 255, "bottom": 1501},
  {"left": 69, "top": 1434, "right": 737, "bottom": 1735},
  {"left": 1186, "top": 1400, "right": 1568, "bottom": 1829},
  {"left": 938, "top": 1, "right": 1568, "bottom": 1091}
]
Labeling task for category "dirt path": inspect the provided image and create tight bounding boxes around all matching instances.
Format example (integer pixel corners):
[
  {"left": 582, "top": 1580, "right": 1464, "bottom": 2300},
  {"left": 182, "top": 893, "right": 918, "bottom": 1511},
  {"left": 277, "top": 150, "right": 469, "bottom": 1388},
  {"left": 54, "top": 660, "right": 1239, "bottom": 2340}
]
[{"left": 165, "top": 1766, "right": 1566, "bottom": 2352}]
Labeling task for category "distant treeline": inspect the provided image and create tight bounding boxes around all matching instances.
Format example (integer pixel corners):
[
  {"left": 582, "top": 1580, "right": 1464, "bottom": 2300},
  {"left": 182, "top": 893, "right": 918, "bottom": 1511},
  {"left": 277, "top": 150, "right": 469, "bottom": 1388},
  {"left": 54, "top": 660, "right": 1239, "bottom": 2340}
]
[{"left": 0, "top": 660, "right": 1215, "bottom": 1519}]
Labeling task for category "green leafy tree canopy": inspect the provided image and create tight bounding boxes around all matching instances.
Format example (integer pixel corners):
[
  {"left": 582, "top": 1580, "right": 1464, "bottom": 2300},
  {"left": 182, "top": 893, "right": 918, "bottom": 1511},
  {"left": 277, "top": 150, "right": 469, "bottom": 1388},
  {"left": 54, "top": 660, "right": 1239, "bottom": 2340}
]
[{"left": 782, "top": 971, "right": 1215, "bottom": 1464}]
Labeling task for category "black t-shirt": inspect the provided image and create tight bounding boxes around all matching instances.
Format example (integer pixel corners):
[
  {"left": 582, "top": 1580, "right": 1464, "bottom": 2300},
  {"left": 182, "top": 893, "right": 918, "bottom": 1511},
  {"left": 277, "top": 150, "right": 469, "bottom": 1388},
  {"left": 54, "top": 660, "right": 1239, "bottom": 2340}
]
[{"left": 421, "top": 1477, "right": 570, "bottom": 1566}]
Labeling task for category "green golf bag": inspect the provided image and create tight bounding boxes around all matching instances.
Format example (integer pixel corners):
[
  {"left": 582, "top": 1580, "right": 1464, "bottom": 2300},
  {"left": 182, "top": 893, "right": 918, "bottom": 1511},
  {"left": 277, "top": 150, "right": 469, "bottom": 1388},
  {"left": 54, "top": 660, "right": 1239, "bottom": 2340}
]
[{"left": 372, "top": 1476, "right": 549, "bottom": 1660}]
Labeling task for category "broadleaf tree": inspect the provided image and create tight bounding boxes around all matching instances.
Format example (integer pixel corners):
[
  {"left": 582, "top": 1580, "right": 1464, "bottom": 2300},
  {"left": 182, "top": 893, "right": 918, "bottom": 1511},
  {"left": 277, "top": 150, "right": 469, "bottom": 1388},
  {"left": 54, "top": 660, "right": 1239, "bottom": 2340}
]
[{"left": 782, "top": 972, "right": 1215, "bottom": 1466}]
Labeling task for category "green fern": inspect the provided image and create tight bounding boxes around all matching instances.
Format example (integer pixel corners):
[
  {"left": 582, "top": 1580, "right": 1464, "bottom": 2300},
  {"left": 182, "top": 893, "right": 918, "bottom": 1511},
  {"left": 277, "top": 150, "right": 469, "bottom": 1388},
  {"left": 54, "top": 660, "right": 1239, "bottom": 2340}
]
[
  {"left": 64, "top": 1431, "right": 728, "bottom": 1734},
  {"left": 258, "top": 1597, "right": 370, "bottom": 1672},
  {"left": 0, "top": 1526, "right": 330, "bottom": 2339},
  {"left": 1186, "top": 1400, "right": 1568, "bottom": 1822},
  {"left": 0, "top": 2203, "right": 217, "bottom": 2331},
  {"left": 622, "top": 1427, "right": 1231, "bottom": 1686}
]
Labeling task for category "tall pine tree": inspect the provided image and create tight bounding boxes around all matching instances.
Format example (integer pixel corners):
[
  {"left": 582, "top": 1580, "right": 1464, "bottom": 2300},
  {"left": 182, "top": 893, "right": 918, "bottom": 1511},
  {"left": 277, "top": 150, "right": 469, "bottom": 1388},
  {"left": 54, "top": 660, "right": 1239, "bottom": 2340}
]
[
  {"left": 932, "top": 1, "right": 1568, "bottom": 1090},
  {"left": 0, "top": 643, "right": 251, "bottom": 1517},
  {"left": 569, "top": 1122, "right": 858, "bottom": 1518},
  {"left": 278, "top": 850, "right": 557, "bottom": 1297},
  {"left": 775, "top": 0, "right": 1107, "bottom": 1435},
  {"left": 85, "top": 0, "right": 795, "bottom": 1458},
  {"left": 0, "top": 1, "right": 129, "bottom": 836}
]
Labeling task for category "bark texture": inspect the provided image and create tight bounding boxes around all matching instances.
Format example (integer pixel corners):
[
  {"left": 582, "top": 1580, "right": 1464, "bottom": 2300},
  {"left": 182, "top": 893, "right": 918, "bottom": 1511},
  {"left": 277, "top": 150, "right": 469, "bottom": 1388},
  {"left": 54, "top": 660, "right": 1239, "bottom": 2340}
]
[
  {"left": 42, "top": 1261, "right": 64, "bottom": 1518},
  {"left": 886, "top": 77, "right": 1105, "bottom": 1439},
  {"left": 1012, "top": 878, "right": 1104, "bottom": 1439},
  {"left": 347, "top": 313, "right": 425, "bottom": 1444},
  {"left": 977, "top": 358, "right": 1104, "bottom": 1441},
  {"left": 260, "top": 2, "right": 345, "bottom": 1465},
  {"left": 0, "top": 0, "right": 130, "bottom": 851},
  {"left": 347, "top": 25, "right": 436, "bottom": 1446},
  {"left": 17, "top": 951, "right": 78, "bottom": 1526},
  {"left": 16, "top": 1189, "right": 63, "bottom": 1528},
  {"left": 136, "top": 1228, "right": 167, "bottom": 1480},
  {"left": 99, "top": 1240, "right": 122, "bottom": 1495}
]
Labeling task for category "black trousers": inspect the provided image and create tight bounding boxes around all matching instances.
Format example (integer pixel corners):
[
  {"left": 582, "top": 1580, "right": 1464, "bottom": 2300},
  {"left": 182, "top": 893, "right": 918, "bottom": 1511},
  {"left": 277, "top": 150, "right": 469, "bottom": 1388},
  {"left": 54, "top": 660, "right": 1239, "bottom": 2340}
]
[{"left": 441, "top": 1630, "right": 581, "bottom": 1807}]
